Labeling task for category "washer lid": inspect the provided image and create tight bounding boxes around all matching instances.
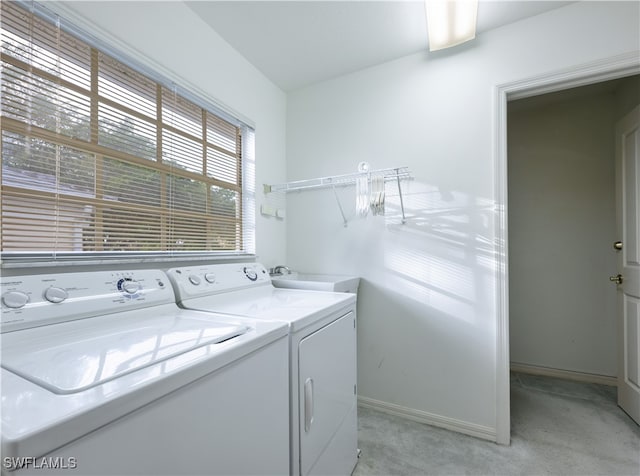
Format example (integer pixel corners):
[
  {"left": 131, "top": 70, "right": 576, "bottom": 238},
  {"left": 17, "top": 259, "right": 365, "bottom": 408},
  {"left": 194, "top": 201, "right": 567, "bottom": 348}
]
[{"left": 1, "top": 314, "right": 249, "bottom": 394}]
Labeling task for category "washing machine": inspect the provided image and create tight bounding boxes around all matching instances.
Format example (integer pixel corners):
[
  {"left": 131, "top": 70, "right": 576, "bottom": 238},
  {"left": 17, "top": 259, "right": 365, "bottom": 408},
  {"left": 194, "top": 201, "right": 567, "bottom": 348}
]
[
  {"left": 1, "top": 269, "right": 289, "bottom": 475},
  {"left": 166, "top": 263, "right": 358, "bottom": 476}
]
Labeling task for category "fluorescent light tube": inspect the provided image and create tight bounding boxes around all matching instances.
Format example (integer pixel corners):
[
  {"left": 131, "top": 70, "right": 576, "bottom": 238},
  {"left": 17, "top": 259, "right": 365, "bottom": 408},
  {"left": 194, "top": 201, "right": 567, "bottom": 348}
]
[{"left": 425, "top": 0, "right": 478, "bottom": 51}]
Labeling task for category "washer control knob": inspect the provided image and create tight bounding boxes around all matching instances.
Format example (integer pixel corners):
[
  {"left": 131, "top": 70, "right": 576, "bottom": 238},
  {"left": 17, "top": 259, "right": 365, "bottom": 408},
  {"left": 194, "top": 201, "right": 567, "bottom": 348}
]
[
  {"left": 2, "top": 291, "right": 29, "bottom": 309},
  {"left": 204, "top": 273, "right": 216, "bottom": 284},
  {"left": 244, "top": 267, "right": 258, "bottom": 281},
  {"left": 122, "top": 281, "right": 141, "bottom": 294},
  {"left": 44, "top": 286, "right": 68, "bottom": 303},
  {"left": 189, "top": 275, "right": 201, "bottom": 286}
]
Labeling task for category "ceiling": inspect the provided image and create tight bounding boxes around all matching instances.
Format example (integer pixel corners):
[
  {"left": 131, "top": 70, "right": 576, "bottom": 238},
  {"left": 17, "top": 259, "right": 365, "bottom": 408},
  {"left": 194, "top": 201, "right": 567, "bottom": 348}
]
[{"left": 187, "top": 1, "right": 574, "bottom": 92}]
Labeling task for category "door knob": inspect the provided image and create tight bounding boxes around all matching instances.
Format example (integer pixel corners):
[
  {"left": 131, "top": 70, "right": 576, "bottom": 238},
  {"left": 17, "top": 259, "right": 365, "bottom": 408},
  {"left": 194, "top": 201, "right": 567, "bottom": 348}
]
[
  {"left": 613, "top": 241, "right": 623, "bottom": 251},
  {"left": 609, "top": 274, "right": 623, "bottom": 284}
]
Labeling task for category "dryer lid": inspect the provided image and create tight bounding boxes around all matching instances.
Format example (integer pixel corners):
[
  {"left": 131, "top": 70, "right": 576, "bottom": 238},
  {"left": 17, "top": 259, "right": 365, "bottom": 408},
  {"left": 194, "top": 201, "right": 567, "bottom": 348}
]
[
  {"left": 182, "top": 286, "right": 355, "bottom": 328},
  {"left": 1, "top": 313, "right": 249, "bottom": 394}
]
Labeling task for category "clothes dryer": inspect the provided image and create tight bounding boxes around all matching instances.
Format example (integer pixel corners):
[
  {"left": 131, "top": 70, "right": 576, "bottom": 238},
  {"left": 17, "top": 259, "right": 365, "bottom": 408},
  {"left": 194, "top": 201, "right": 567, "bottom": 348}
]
[{"left": 167, "top": 263, "right": 358, "bottom": 476}]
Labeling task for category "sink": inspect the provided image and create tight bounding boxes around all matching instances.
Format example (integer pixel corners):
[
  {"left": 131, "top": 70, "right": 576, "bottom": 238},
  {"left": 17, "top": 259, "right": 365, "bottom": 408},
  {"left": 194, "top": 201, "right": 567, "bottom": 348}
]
[{"left": 271, "top": 273, "right": 360, "bottom": 294}]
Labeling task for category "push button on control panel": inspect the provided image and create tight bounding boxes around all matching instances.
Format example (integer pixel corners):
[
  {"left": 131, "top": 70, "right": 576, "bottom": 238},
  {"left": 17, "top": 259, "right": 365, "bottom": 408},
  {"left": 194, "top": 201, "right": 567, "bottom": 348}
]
[
  {"left": 2, "top": 291, "right": 29, "bottom": 309},
  {"left": 44, "top": 286, "right": 68, "bottom": 303}
]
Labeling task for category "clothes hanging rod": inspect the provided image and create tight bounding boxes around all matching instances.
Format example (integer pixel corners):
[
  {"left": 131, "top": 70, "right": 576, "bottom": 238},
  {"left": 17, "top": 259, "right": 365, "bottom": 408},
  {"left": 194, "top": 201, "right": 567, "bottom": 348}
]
[{"left": 263, "top": 166, "right": 412, "bottom": 194}]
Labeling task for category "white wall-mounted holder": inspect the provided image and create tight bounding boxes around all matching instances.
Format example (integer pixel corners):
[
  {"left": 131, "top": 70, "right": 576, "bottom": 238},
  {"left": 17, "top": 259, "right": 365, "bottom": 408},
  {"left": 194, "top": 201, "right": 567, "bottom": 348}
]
[{"left": 263, "top": 166, "right": 412, "bottom": 226}]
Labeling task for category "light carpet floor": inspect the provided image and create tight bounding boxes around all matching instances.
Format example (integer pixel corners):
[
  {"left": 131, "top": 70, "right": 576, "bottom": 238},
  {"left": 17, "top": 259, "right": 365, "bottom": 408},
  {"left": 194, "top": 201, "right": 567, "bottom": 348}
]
[{"left": 353, "top": 372, "right": 640, "bottom": 475}]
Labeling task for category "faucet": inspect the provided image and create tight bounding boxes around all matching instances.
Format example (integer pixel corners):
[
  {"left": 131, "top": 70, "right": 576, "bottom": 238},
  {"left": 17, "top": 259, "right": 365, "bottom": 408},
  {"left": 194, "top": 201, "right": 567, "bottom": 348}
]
[{"left": 270, "top": 265, "right": 291, "bottom": 276}]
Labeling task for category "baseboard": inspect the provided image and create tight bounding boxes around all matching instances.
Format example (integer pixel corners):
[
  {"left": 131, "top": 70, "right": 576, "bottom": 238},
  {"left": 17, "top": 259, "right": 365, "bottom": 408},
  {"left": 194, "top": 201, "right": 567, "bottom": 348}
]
[
  {"left": 510, "top": 362, "right": 617, "bottom": 386},
  {"left": 357, "top": 395, "right": 496, "bottom": 442}
]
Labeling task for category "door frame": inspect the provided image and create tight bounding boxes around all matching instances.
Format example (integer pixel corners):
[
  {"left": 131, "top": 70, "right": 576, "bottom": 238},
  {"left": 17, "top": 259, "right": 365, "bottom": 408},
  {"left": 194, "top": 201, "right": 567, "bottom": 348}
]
[{"left": 493, "top": 52, "right": 640, "bottom": 445}]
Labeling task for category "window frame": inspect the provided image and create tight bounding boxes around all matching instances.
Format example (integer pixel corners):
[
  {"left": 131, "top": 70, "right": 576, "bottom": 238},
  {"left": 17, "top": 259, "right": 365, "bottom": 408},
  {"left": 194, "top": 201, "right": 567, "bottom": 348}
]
[{"left": 0, "top": 0, "right": 256, "bottom": 267}]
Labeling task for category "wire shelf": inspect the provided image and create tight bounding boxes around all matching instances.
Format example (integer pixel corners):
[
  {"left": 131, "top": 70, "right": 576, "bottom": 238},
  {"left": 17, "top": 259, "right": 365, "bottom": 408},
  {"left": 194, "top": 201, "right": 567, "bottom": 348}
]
[
  {"left": 263, "top": 165, "right": 412, "bottom": 226},
  {"left": 263, "top": 166, "right": 411, "bottom": 194}
]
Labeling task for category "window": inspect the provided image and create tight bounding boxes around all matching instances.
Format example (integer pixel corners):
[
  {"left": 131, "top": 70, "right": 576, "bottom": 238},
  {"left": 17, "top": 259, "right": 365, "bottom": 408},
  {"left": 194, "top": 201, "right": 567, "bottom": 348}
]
[{"left": 0, "top": 1, "right": 255, "bottom": 262}]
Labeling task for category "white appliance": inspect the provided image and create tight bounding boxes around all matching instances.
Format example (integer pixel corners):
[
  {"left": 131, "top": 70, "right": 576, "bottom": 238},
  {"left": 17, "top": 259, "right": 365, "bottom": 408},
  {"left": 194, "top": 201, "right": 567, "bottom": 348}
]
[
  {"left": 1, "top": 269, "right": 289, "bottom": 476},
  {"left": 166, "top": 263, "right": 358, "bottom": 476}
]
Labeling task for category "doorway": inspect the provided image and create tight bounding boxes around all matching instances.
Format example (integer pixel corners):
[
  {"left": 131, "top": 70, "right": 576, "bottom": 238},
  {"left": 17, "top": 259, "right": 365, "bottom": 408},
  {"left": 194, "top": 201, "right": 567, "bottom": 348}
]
[
  {"left": 506, "top": 79, "right": 638, "bottom": 383},
  {"left": 494, "top": 56, "right": 640, "bottom": 445}
]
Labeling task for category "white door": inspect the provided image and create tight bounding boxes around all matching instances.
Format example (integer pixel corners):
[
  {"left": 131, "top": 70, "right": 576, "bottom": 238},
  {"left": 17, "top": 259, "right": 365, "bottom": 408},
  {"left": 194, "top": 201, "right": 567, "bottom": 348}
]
[
  {"left": 615, "top": 104, "right": 640, "bottom": 425},
  {"left": 298, "top": 311, "right": 357, "bottom": 476}
]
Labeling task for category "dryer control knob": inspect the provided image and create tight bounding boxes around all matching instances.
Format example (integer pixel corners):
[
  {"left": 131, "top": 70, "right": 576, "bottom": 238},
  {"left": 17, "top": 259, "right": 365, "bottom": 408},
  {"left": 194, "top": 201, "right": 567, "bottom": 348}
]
[
  {"left": 204, "top": 273, "right": 216, "bottom": 283},
  {"left": 122, "top": 281, "right": 141, "bottom": 294},
  {"left": 244, "top": 267, "right": 258, "bottom": 281},
  {"left": 189, "top": 275, "right": 201, "bottom": 285},
  {"left": 2, "top": 291, "right": 29, "bottom": 309},
  {"left": 44, "top": 286, "right": 68, "bottom": 303}
]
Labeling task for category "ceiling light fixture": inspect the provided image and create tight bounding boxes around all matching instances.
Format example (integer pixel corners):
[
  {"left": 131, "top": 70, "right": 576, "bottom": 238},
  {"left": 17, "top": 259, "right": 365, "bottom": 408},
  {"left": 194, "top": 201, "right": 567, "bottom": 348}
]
[{"left": 425, "top": 0, "right": 478, "bottom": 51}]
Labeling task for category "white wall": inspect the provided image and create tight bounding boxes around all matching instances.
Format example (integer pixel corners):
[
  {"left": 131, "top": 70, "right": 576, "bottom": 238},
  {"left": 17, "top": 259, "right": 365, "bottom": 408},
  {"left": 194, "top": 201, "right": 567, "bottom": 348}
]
[
  {"left": 285, "top": 1, "right": 640, "bottom": 438},
  {"left": 508, "top": 87, "right": 620, "bottom": 377},
  {"left": 45, "top": 1, "right": 288, "bottom": 268}
]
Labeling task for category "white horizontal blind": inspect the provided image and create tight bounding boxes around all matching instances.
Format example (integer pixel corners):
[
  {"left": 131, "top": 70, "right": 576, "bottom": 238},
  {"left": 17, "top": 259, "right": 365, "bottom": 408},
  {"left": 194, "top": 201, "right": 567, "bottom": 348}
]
[{"left": 0, "top": 1, "right": 252, "bottom": 260}]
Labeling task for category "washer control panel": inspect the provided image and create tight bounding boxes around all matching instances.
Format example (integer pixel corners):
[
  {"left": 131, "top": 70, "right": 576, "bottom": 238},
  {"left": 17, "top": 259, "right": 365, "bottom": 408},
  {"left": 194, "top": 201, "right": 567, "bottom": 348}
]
[
  {"left": 166, "top": 263, "right": 271, "bottom": 301},
  {"left": 1, "top": 270, "right": 173, "bottom": 333}
]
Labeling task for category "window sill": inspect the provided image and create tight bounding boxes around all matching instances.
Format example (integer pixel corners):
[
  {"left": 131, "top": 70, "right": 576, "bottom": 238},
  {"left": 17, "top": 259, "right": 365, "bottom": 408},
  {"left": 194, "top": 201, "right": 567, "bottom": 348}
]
[{"left": 1, "top": 252, "right": 256, "bottom": 269}]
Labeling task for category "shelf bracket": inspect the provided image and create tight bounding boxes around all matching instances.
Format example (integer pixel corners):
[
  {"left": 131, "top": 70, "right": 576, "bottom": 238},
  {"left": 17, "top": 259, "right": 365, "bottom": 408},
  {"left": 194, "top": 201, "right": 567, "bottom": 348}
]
[
  {"left": 332, "top": 184, "right": 348, "bottom": 227},
  {"left": 395, "top": 168, "right": 407, "bottom": 224}
]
